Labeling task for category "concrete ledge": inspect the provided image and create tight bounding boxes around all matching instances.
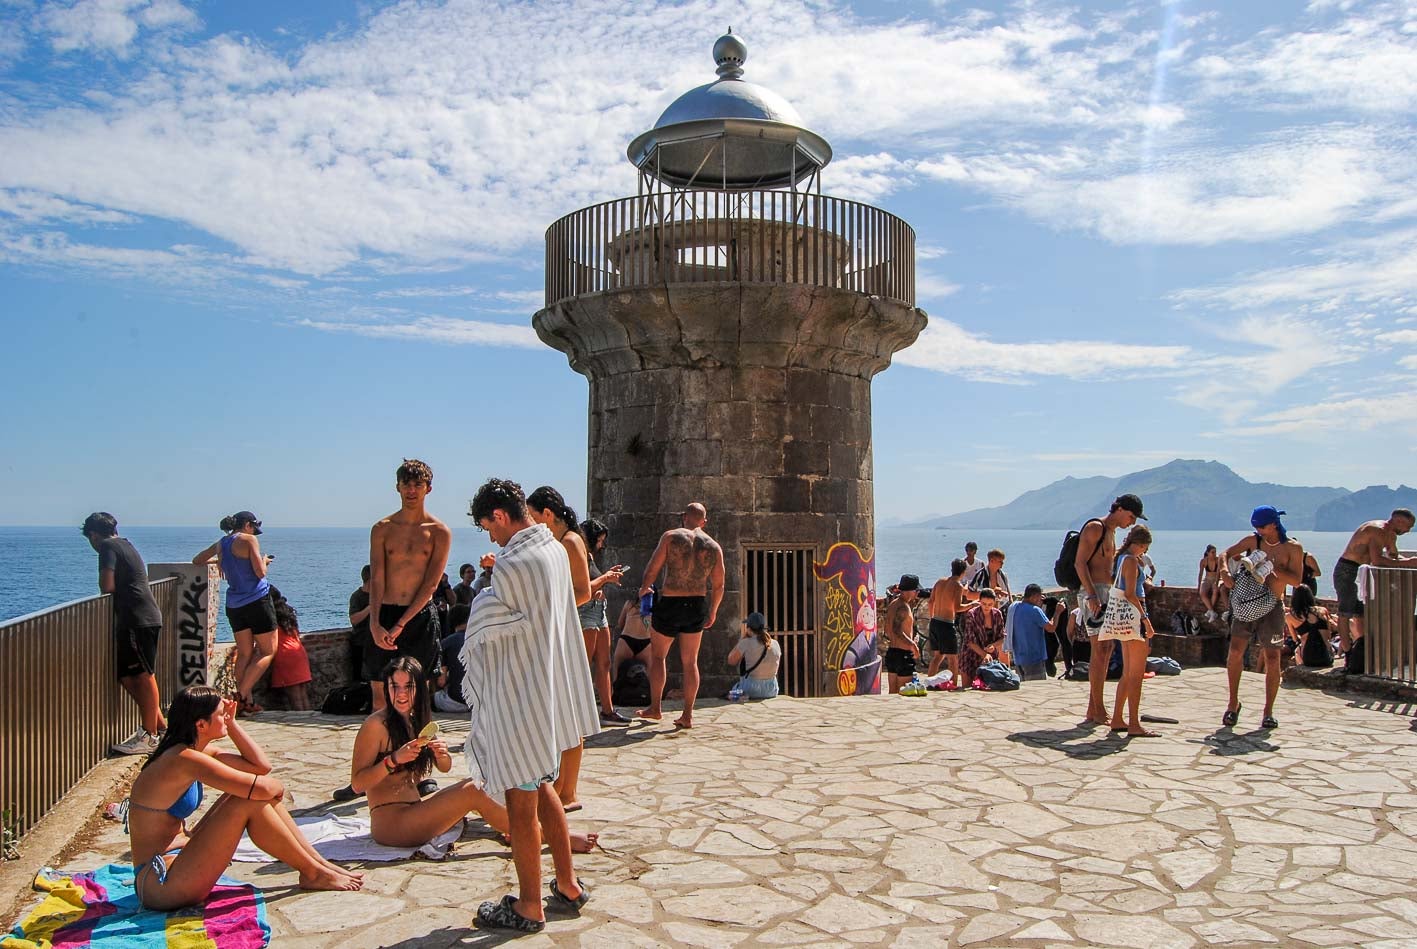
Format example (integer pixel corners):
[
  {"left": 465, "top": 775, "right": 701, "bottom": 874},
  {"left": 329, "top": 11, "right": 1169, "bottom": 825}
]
[{"left": 1285, "top": 663, "right": 1417, "bottom": 702}]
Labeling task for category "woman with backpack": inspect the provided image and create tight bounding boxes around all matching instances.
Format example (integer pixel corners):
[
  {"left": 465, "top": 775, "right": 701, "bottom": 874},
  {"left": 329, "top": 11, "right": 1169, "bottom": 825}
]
[
  {"left": 1100, "top": 525, "right": 1160, "bottom": 737},
  {"left": 1288, "top": 585, "right": 1336, "bottom": 668}
]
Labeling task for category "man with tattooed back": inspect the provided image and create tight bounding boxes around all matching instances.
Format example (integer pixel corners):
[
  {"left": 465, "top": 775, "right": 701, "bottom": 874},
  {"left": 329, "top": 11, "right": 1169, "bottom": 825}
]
[{"left": 636, "top": 503, "right": 726, "bottom": 729}]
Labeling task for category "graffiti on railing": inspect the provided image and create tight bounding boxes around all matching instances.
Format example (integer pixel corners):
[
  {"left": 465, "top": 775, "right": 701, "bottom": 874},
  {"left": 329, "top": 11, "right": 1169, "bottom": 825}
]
[
  {"left": 177, "top": 571, "right": 209, "bottom": 686},
  {"left": 814, "top": 542, "right": 878, "bottom": 695}
]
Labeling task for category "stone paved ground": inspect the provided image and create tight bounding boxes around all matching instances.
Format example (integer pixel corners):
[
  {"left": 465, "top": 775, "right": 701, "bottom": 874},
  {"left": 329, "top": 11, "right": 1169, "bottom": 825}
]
[{"left": 25, "top": 668, "right": 1417, "bottom": 947}]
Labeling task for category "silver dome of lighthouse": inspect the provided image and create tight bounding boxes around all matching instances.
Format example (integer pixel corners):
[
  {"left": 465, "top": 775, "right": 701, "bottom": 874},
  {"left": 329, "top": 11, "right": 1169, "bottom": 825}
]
[{"left": 627, "top": 31, "right": 833, "bottom": 190}]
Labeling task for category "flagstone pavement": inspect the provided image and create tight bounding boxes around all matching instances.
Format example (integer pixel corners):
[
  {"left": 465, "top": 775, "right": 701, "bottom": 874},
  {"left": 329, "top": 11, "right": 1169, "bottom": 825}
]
[{"left": 35, "top": 668, "right": 1417, "bottom": 946}]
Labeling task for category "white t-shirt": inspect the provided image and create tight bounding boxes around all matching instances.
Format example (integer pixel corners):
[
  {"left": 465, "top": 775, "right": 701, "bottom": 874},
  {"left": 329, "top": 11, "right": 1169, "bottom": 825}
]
[
  {"left": 960, "top": 558, "right": 986, "bottom": 588},
  {"left": 734, "top": 636, "right": 782, "bottom": 679}
]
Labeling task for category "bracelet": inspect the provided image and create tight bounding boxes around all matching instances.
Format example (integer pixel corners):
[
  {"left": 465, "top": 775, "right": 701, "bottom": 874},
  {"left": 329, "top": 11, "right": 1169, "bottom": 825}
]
[
  {"left": 246, "top": 773, "right": 259, "bottom": 799},
  {"left": 384, "top": 754, "right": 398, "bottom": 773}
]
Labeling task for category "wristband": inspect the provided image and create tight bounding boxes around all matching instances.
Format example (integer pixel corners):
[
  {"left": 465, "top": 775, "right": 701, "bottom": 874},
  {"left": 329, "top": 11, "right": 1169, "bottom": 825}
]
[{"left": 384, "top": 754, "right": 397, "bottom": 773}]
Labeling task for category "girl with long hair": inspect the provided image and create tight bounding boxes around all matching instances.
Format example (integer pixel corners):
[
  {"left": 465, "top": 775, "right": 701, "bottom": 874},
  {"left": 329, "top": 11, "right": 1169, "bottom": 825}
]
[
  {"left": 350, "top": 658, "right": 598, "bottom": 852},
  {"left": 578, "top": 517, "right": 629, "bottom": 724},
  {"left": 126, "top": 686, "right": 362, "bottom": 910},
  {"left": 526, "top": 486, "right": 594, "bottom": 811},
  {"left": 1101, "top": 525, "right": 1159, "bottom": 737}
]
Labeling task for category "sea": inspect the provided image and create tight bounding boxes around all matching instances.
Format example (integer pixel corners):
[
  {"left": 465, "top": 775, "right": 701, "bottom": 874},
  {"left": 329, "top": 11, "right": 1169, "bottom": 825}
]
[{"left": 0, "top": 525, "right": 1354, "bottom": 641}]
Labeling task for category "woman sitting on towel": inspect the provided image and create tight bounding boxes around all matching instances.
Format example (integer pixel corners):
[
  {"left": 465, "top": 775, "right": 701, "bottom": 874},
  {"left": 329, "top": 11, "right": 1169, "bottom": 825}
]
[
  {"left": 128, "top": 686, "right": 363, "bottom": 909},
  {"left": 351, "top": 656, "right": 599, "bottom": 852}
]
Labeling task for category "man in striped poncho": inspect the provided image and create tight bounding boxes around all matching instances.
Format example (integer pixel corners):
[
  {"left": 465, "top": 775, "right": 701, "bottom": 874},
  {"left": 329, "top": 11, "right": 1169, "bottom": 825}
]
[{"left": 462, "top": 478, "right": 600, "bottom": 933}]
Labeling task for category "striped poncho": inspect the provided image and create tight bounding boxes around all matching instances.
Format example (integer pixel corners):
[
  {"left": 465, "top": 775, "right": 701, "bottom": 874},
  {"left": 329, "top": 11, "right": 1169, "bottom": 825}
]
[{"left": 460, "top": 522, "right": 600, "bottom": 800}]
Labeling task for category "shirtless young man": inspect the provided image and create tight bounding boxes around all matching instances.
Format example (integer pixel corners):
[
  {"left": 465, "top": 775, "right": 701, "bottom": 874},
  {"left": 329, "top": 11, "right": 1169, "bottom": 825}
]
[
  {"left": 366, "top": 459, "right": 452, "bottom": 718},
  {"left": 883, "top": 575, "right": 923, "bottom": 694},
  {"left": 1077, "top": 494, "right": 1145, "bottom": 726},
  {"left": 636, "top": 502, "right": 725, "bottom": 729},
  {"left": 1218, "top": 505, "right": 1305, "bottom": 729},
  {"left": 926, "top": 560, "right": 970, "bottom": 686},
  {"left": 1333, "top": 508, "right": 1415, "bottom": 650}
]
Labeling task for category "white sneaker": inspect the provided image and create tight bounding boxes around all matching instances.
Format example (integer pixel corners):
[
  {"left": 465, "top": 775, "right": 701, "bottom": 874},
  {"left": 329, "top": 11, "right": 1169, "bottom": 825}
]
[
  {"left": 111, "top": 728, "right": 159, "bottom": 756},
  {"left": 1221, "top": 610, "right": 1232, "bottom": 623},
  {"left": 1204, "top": 610, "right": 1217, "bottom": 623}
]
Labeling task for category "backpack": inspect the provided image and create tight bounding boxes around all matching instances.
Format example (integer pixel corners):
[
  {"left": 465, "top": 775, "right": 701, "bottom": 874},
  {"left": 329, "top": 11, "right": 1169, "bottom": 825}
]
[
  {"left": 1147, "top": 656, "right": 1182, "bottom": 676},
  {"left": 1065, "top": 662, "right": 1090, "bottom": 681},
  {"left": 1054, "top": 518, "right": 1105, "bottom": 590},
  {"left": 976, "top": 659, "right": 1021, "bottom": 691},
  {"left": 320, "top": 683, "right": 372, "bottom": 715},
  {"left": 613, "top": 659, "right": 651, "bottom": 706}
]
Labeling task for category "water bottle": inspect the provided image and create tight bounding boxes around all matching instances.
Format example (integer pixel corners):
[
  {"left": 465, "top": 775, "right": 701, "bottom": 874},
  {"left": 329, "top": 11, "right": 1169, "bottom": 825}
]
[{"left": 640, "top": 591, "right": 654, "bottom": 617}]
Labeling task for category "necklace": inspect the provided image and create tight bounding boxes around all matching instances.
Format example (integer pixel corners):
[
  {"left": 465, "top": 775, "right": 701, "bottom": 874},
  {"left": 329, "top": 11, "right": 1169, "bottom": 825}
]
[{"left": 1262, "top": 538, "right": 1281, "bottom": 548}]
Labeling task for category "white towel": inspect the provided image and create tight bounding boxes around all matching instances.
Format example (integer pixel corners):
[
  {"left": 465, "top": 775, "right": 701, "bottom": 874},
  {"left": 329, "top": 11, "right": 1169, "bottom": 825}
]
[
  {"left": 1357, "top": 564, "right": 1375, "bottom": 603},
  {"left": 232, "top": 813, "right": 463, "bottom": 863},
  {"left": 460, "top": 522, "right": 600, "bottom": 804}
]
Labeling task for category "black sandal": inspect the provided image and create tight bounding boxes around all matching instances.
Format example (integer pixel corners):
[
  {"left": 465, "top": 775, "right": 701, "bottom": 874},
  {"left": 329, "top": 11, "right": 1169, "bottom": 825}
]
[
  {"left": 476, "top": 894, "right": 544, "bottom": 933},
  {"left": 1222, "top": 703, "right": 1240, "bottom": 727},
  {"left": 547, "top": 877, "right": 590, "bottom": 914},
  {"left": 1261, "top": 715, "right": 1279, "bottom": 729}
]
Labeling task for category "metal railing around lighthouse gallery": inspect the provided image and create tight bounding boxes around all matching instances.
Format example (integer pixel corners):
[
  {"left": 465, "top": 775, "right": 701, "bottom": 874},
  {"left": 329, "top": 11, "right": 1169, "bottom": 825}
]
[
  {"left": 544, "top": 190, "right": 916, "bottom": 309},
  {"left": 1361, "top": 564, "right": 1417, "bottom": 684},
  {"left": 1, "top": 577, "right": 182, "bottom": 842}
]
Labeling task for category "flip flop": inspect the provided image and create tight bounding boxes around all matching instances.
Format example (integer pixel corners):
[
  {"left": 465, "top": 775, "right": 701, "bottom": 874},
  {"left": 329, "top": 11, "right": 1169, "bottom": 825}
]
[
  {"left": 1140, "top": 714, "right": 1180, "bottom": 724},
  {"left": 562, "top": 802, "right": 583, "bottom": 814},
  {"left": 476, "top": 895, "right": 544, "bottom": 933},
  {"left": 546, "top": 877, "right": 590, "bottom": 915},
  {"left": 1222, "top": 703, "right": 1241, "bottom": 727},
  {"left": 1260, "top": 715, "right": 1279, "bottom": 729},
  {"left": 1127, "top": 729, "right": 1163, "bottom": 738}
]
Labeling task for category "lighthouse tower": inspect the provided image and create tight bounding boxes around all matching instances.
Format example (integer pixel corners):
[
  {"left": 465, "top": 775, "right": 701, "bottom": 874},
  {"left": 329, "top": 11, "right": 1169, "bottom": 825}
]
[{"left": 534, "top": 33, "right": 926, "bottom": 697}]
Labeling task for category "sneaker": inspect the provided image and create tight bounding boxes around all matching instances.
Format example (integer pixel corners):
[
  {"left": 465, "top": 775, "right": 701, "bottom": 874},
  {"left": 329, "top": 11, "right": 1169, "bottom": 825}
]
[
  {"left": 1204, "top": 610, "right": 1217, "bottom": 623},
  {"left": 331, "top": 783, "right": 362, "bottom": 802},
  {"left": 1221, "top": 610, "right": 1231, "bottom": 623},
  {"left": 111, "top": 728, "right": 159, "bottom": 756}
]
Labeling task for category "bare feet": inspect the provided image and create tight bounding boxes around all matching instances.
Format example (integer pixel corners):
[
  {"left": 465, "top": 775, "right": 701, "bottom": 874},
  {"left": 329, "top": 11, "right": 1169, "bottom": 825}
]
[
  {"left": 1126, "top": 728, "right": 1162, "bottom": 738},
  {"left": 572, "top": 831, "right": 599, "bottom": 854},
  {"left": 321, "top": 858, "right": 363, "bottom": 881},
  {"left": 299, "top": 868, "right": 363, "bottom": 891},
  {"left": 1107, "top": 720, "right": 1127, "bottom": 731},
  {"left": 636, "top": 708, "right": 662, "bottom": 721},
  {"left": 673, "top": 716, "right": 692, "bottom": 729}
]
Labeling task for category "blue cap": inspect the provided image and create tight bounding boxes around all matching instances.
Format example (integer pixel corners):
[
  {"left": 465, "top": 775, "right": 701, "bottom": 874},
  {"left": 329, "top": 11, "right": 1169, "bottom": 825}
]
[{"left": 1251, "top": 505, "right": 1287, "bottom": 543}]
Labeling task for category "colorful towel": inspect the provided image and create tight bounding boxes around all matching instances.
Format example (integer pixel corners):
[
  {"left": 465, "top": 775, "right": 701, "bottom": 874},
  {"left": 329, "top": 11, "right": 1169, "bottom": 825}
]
[{"left": 4, "top": 864, "right": 269, "bottom": 949}]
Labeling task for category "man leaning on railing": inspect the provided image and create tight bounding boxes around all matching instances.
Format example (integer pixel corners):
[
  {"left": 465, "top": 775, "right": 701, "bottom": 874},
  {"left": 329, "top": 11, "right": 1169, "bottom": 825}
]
[{"left": 81, "top": 512, "right": 167, "bottom": 755}]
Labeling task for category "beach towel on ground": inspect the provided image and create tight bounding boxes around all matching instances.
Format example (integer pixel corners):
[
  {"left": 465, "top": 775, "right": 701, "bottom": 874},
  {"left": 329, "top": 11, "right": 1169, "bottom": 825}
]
[
  {"left": 460, "top": 522, "right": 600, "bottom": 804},
  {"left": 231, "top": 813, "right": 462, "bottom": 863},
  {"left": 5, "top": 863, "right": 268, "bottom": 949}
]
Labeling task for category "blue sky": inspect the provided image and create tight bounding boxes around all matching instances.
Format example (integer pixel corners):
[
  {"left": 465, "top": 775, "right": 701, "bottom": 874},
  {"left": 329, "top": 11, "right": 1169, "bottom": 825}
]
[{"left": 2, "top": 0, "right": 1415, "bottom": 529}]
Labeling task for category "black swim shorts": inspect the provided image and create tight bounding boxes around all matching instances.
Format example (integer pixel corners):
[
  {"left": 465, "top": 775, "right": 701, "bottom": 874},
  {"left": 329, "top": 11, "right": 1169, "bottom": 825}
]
[
  {"left": 226, "top": 593, "right": 277, "bottom": 636},
  {"left": 1333, "top": 557, "right": 1364, "bottom": 616},
  {"left": 651, "top": 595, "right": 709, "bottom": 636},
  {"left": 115, "top": 624, "right": 160, "bottom": 680},
  {"left": 928, "top": 618, "right": 959, "bottom": 655},
  {"left": 883, "top": 647, "right": 917, "bottom": 677},
  {"left": 363, "top": 603, "right": 441, "bottom": 681}
]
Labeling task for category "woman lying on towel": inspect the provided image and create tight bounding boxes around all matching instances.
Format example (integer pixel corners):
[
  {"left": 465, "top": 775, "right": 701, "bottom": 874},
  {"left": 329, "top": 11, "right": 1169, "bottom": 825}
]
[
  {"left": 351, "top": 656, "right": 598, "bottom": 853},
  {"left": 128, "top": 686, "right": 363, "bottom": 909}
]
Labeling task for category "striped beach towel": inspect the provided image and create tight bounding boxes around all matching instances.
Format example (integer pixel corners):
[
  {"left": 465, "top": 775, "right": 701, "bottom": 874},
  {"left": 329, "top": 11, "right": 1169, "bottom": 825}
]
[
  {"left": 5, "top": 864, "right": 269, "bottom": 948},
  {"left": 460, "top": 522, "right": 600, "bottom": 802}
]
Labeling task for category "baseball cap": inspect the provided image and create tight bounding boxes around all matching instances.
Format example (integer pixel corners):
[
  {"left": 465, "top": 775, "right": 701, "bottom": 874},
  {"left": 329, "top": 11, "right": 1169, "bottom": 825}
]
[
  {"left": 745, "top": 611, "right": 767, "bottom": 630},
  {"left": 1115, "top": 494, "right": 1147, "bottom": 520},
  {"left": 897, "top": 574, "right": 922, "bottom": 592},
  {"left": 233, "top": 511, "right": 263, "bottom": 534},
  {"left": 1251, "top": 505, "right": 1287, "bottom": 542}
]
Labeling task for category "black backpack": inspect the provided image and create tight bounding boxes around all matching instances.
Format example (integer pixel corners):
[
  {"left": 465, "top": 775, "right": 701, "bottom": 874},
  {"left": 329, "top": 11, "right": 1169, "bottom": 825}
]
[
  {"left": 613, "top": 659, "right": 651, "bottom": 706},
  {"left": 321, "top": 683, "right": 372, "bottom": 715},
  {"left": 1054, "top": 518, "right": 1104, "bottom": 590}
]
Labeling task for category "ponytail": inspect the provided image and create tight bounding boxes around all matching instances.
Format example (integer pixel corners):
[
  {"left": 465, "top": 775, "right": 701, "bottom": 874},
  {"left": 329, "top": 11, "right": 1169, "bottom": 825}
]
[
  {"left": 527, "top": 486, "right": 580, "bottom": 536},
  {"left": 219, "top": 515, "right": 237, "bottom": 532}
]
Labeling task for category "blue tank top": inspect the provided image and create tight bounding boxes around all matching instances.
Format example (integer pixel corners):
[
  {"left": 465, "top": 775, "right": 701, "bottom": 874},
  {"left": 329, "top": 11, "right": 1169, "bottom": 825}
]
[
  {"left": 221, "top": 534, "right": 270, "bottom": 608},
  {"left": 1113, "top": 554, "right": 1146, "bottom": 599}
]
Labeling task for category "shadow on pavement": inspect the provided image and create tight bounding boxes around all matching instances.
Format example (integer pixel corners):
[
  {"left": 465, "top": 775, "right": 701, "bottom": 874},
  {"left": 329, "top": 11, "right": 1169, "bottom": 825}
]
[
  {"left": 1006, "top": 724, "right": 1130, "bottom": 759},
  {"left": 1193, "top": 727, "right": 1279, "bottom": 755}
]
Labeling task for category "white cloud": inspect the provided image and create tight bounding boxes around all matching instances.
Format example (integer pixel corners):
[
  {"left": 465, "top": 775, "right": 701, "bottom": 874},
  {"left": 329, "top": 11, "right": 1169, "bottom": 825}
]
[
  {"left": 1236, "top": 390, "right": 1417, "bottom": 435},
  {"left": 920, "top": 127, "right": 1414, "bottom": 245},
  {"left": 0, "top": 188, "right": 136, "bottom": 224},
  {"left": 1189, "top": 2, "right": 1417, "bottom": 114},
  {"left": 895, "top": 318, "right": 1191, "bottom": 383},
  {"left": 39, "top": 0, "right": 197, "bottom": 56},
  {"left": 297, "top": 314, "right": 542, "bottom": 348}
]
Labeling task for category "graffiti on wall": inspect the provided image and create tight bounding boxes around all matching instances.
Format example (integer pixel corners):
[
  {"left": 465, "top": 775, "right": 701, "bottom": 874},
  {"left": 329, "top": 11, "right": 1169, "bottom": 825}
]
[
  {"left": 176, "top": 571, "right": 209, "bottom": 687},
  {"left": 813, "top": 543, "right": 878, "bottom": 695}
]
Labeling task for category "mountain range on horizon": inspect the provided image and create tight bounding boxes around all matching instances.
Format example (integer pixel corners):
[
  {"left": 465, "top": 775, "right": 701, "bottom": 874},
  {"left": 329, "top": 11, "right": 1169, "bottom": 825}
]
[{"left": 907, "top": 459, "right": 1417, "bottom": 531}]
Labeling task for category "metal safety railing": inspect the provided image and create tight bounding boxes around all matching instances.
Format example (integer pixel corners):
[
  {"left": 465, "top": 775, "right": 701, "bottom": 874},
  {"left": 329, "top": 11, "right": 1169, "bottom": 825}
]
[
  {"left": 1363, "top": 565, "right": 1417, "bottom": 684},
  {"left": 545, "top": 190, "right": 916, "bottom": 309},
  {"left": 1, "top": 577, "right": 180, "bottom": 841}
]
